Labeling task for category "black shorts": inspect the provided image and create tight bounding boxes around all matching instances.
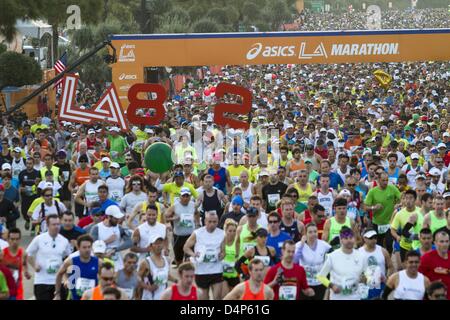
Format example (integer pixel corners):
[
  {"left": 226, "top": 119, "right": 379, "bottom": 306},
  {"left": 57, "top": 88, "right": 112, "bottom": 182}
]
[
  {"left": 223, "top": 276, "right": 240, "bottom": 288},
  {"left": 59, "top": 187, "right": 71, "bottom": 202},
  {"left": 173, "top": 234, "right": 190, "bottom": 263},
  {"left": 34, "top": 284, "right": 55, "bottom": 300},
  {"left": 195, "top": 273, "right": 223, "bottom": 289}
]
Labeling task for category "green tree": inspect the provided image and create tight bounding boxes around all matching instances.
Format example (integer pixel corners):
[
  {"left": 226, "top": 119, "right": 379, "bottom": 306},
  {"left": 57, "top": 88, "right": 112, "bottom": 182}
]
[
  {"left": 192, "top": 18, "right": 220, "bottom": 33},
  {"left": 241, "top": 2, "right": 261, "bottom": 22},
  {"left": 265, "top": 0, "right": 291, "bottom": 30},
  {"left": 0, "top": 0, "right": 43, "bottom": 42},
  {"left": 0, "top": 52, "right": 42, "bottom": 90},
  {"left": 0, "top": 44, "right": 7, "bottom": 55},
  {"left": 156, "top": 17, "right": 191, "bottom": 33},
  {"left": 206, "top": 8, "right": 230, "bottom": 25}
]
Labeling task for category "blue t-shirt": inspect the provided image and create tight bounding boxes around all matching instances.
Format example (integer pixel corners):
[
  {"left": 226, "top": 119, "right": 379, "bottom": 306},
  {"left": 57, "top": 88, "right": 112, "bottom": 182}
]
[
  {"left": 266, "top": 231, "right": 292, "bottom": 259},
  {"left": 316, "top": 172, "right": 344, "bottom": 190},
  {"left": 0, "top": 178, "right": 19, "bottom": 190},
  {"left": 4, "top": 186, "right": 19, "bottom": 203},
  {"left": 99, "top": 169, "right": 111, "bottom": 180}
]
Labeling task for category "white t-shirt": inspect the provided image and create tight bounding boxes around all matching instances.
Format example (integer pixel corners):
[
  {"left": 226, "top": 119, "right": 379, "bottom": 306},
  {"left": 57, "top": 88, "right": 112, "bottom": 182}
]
[
  {"left": 295, "top": 239, "right": 331, "bottom": 286},
  {"left": 0, "top": 238, "right": 9, "bottom": 250},
  {"left": 317, "top": 248, "right": 366, "bottom": 300},
  {"left": 26, "top": 232, "right": 72, "bottom": 285},
  {"left": 120, "top": 192, "right": 148, "bottom": 215},
  {"left": 38, "top": 181, "right": 62, "bottom": 197},
  {"left": 31, "top": 201, "right": 67, "bottom": 233},
  {"left": 106, "top": 176, "right": 126, "bottom": 202}
]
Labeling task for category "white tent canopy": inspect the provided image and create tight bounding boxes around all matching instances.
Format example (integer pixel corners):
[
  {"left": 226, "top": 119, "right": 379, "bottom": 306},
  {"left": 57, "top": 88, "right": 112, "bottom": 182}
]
[{"left": 16, "top": 19, "right": 52, "bottom": 39}]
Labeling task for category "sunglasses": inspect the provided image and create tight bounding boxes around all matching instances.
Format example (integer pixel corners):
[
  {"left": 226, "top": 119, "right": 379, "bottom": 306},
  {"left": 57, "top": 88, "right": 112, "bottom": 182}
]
[
  {"left": 268, "top": 220, "right": 279, "bottom": 224},
  {"left": 44, "top": 194, "right": 53, "bottom": 198},
  {"left": 431, "top": 294, "right": 447, "bottom": 299},
  {"left": 290, "top": 194, "right": 298, "bottom": 198},
  {"left": 347, "top": 184, "right": 356, "bottom": 187},
  {"left": 101, "top": 277, "right": 114, "bottom": 281},
  {"left": 132, "top": 182, "right": 141, "bottom": 186}
]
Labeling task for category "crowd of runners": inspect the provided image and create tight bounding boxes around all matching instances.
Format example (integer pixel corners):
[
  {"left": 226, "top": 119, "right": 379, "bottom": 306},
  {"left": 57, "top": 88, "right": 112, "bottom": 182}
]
[{"left": 0, "top": 8, "right": 449, "bottom": 301}]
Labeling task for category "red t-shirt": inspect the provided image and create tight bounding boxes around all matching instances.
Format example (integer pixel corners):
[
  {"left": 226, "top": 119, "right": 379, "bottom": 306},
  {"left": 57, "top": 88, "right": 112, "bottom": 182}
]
[
  {"left": 0, "top": 264, "right": 16, "bottom": 298},
  {"left": 264, "top": 262, "right": 309, "bottom": 300},
  {"left": 302, "top": 211, "right": 325, "bottom": 240},
  {"left": 419, "top": 250, "right": 450, "bottom": 299},
  {"left": 1, "top": 247, "right": 23, "bottom": 299}
]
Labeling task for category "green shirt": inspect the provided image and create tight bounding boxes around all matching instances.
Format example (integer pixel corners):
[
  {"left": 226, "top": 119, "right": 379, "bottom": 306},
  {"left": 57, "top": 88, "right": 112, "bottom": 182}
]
[
  {"left": 308, "top": 170, "right": 319, "bottom": 184},
  {"left": 295, "top": 201, "right": 307, "bottom": 214},
  {"left": 108, "top": 135, "right": 128, "bottom": 164},
  {"left": 0, "top": 271, "right": 9, "bottom": 297},
  {"left": 365, "top": 185, "right": 401, "bottom": 225},
  {"left": 120, "top": 166, "right": 129, "bottom": 177},
  {"left": 391, "top": 207, "right": 423, "bottom": 251}
]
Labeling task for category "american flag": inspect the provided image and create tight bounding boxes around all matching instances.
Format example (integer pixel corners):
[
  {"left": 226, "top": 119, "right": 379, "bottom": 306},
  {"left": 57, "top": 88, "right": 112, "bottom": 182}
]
[{"left": 54, "top": 52, "right": 67, "bottom": 90}]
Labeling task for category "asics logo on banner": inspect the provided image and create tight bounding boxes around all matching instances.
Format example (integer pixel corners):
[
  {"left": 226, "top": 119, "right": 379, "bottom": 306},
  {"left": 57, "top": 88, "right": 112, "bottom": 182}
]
[
  {"left": 119, "top": 73, "right": 137, "bottom": 81},
  {"left": 246, "top": 43, "right": 296, "bottom": 60}
]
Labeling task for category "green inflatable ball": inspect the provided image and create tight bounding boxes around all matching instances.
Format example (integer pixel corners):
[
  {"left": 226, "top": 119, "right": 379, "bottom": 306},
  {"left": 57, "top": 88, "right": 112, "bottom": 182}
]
[{"left": 144, "top": 142, "right": 174, "bottom": 173}]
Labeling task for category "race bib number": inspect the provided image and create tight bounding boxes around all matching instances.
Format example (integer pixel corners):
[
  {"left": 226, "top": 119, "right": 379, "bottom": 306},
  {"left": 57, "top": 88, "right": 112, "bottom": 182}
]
[
  {"left": 154, "top": 270, "right": 168, "bottom": 286},
  {"left": 231, "top": 176, "right": 240, "bottom": 186},
  {"left": 377, "top": 224, "right": 390, "bottom": 235},
  {"left": 243, "top": 243, "right": 255, "bottom": 252},
  {"left": 340, "top": 277, "right": 358, "bottom": 296},
  {"left": 111, "top": 191, "right": 122, "bottom": 202},
  {"left": 75, "top": 277, "right": 96, "bottom": 295},
  {"left": 121, "top": 288, "right": 134, "bottom": 300},
  {"left": 223, "top": 261, "right": 235, "bottom": 274},
  {"left": 46, "top": 259, "right": 61, "bottom": 274},
  {"left": 279, "top": 285, "right": 297, "bottom": 300},
  {"left": 203, "top": 248, "right": 219, "bottom": 263},
  {"left": 267, "top": 194, "right": 280, "bottom": 208},
  {"left": 62, "top": 171, "right": 70, "bottom": 182},
  {"left": 179, "top": 213, "right": 194, "bottom": 229},
  {"left": 254, "top": 255, "right": 270, "bottom": 267}
]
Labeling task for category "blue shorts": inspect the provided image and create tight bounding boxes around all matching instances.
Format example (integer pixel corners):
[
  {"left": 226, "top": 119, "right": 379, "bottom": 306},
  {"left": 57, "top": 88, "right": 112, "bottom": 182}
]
[
  {"left": 393, "top": 241, "right": 400, "bottom": 252},
  {"left": 366, "top": 283, "right": 386, "bottom": 300}
]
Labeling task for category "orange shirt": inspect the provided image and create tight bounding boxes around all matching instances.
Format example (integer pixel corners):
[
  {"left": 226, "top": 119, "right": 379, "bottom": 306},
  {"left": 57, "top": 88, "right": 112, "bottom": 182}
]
[
  {"left": 242, "top": 280, "right": 266, "bottom": 300},
  {"left": 75, "top": 167, "right": 90, "bottom": 186}
]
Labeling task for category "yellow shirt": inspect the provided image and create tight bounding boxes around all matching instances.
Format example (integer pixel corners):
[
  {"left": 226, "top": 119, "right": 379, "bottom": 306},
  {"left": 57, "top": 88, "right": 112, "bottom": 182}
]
[
  {"left": 227, "top": 165, "right": 246, "bottom": 187},
  {"left": 162, "top": 182, "right": 198, "bottom": 204}
]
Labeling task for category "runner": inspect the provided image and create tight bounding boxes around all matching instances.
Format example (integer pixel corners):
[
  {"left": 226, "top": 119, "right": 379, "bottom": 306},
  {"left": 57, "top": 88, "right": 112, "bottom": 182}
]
[
  {"left": 184, "top": 211, "right": 224, "bottom": 300},
  {"left": 90, "top": 205, "right": 132, "bottom": 271},
  {"left": 120, "top": 175, "right": 148, "bottom": 217},
  {"left": 221, "top": 219, "right": 240, "bottom": 297},
  {"left": 131, "top": 204, "right": 168, "bottom": 261},
  {"left": 74, "top": 167, "right": 105, "bottom": 218},
  {"left": 293, "top": 223, "right": 331, "bottom": 300},
  {"left": 262, "top": 171, "right": 287, "bottom": 212},
  {"left": 427, "top": 281, "right": 448, "bottom": 300},
  {"left": 18, "top": 158, "right": 40, "bottom": 230},
  {"left": 358, "top": 229, "right": 394, "bottom": 299},
  {"left": 422, "top": 195, "right": 448, "bottom": 234},
  {"left": 160, "top": 262, "right": 199, "bottom": 300},
  {"left": 279, "top": 199, "right": 303, "bottom": 242},
  {"left": 115, "top": 252, "right": 139, "bottom": 300},
  {"left": 25, "top": 215, "right": 72, "bottom": 300},
  {"left": 235, "top": 207, "right": 261, "bottom": 257},
  {"left": 419, "top": 231, "right": 450, "bottom": 299},
  {"left": 383, "top": 250, "right": 430, "bottom": 300},
  {"left": 264, "top": 240, "right": 314, "bottom": 300},
  {"left": 54, "top": 150, "right": 73, "bottom": 210},
  {"left": 165, "top": 187, "right": 199, "bottom": 267},
  {"left": 54, "top": 234, "right": 101, "bottom": 300},
  {"left": 31, "top": 187, "right": 66, "bottom": 234},
  {"left": 223, "top": 258, "right": 274, "bottom": 300},
  {"left": 69, "top": 154, "right": 91, "bottom": 218},
  {"left": 266, "top": 212, "right": 292, "bottom": 259},
  {"left": 106, "top": 162, "right": 125, "bottom": 203},
  {"left": 316, "top": 227, "right": 367, "bottom": 300},
  {"left": 138, "top": 235, "right": 174, "bottom": 300},
  {"left": 312, "top": 174, "right": 337, "bottom": 217},
  {"left": 81, "top": 261, "right": 128, "bottom": 300},
  {"left": 288, "top": 170, "right": 314, "bottom": 205},
  {"left": 196, "top": 174, "right": 226, "bottom": 223},
  {"left": 1, "top": 228, "right": 29, "bottom": 300}
]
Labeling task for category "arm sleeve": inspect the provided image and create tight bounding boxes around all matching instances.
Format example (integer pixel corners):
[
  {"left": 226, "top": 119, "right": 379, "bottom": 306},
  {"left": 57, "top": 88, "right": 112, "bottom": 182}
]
[
  {"left": 90, "top": 225, "right": 99, "bottom": 241},
  {"left": 235, "top": 255, "right": 249, "bottom": 277},
  {"left": 381, "top": 286, "right": 394, "bottom": 300},
  {"left": 316, "top": 253, "right": 332, "bottom": 280},
  {"left": 401, "top": 222, "right": 414, "bottom": 238}
]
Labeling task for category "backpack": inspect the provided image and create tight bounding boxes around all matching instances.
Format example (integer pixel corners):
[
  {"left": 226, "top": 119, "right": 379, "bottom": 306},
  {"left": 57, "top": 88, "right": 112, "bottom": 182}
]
[{"left": 38, "top": 200, "right": 62, "bottom": 234}]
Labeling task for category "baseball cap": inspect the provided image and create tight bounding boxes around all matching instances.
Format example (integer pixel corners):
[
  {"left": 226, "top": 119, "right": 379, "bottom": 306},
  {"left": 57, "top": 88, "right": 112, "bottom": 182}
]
[
  {"left": 231, "top": 195, "right": 244, "bottom": 206},
  {"left": 255, "top": 228, "right": 268, "bottom": 237},
  {"left": 1, "top": 163, "right": 11, "bottom": 170},
  {"left": 149, "top": 235, "right": 164, "bottom": 245},
  {"left": 429, "top": 168, "right": 441, "bottom": 176},
  {"left": 415, "top": 174, "right": 426, "bottom": 181},
  {"left": 410, "top": 153, "right": 420, "bottom": 160},
  {"left": 438, "top": 143, "right": 447, "bottom": 149},
  {"left": 180, "top": 187, "right": 191, "bottom": 196},
  {"left": 70, "top": 132, "right": 77, "bottom": 138},
  {"left": 320, "top": 128, "right": 327, "bottom": 133},
  {"left": 304, "top": 159, "right": 312, "bottom": 164},
  {"left": 246, "top": 207, "right": 258, "bottom": 217},
  {"left": 339, "top": 189, "right": 352, "bottom": 197},
  {"left": 259, "top": 170, "right": 270, "bottom": 177},
  {"left": 57, "top": 150, "right": 67, "bottom": 158},
  {"left": 88, "top": 129, "right": 96, "bottom": 134},
  {"left": 13, "top": 147, "right": 22, "bottom": 153},
  {"left": 444, "top": 191, "right": 450, "bottom": 198},
  {"left": 110, "top": 127, "right": 120, "bottom": 132},
  {"left": 110, "top": 162, "right": 120, "bottom": 169},
  {"left": 101, "top": 157, "right": 111, "bottom": 163},
  {"left": 444, "top": 132, "right": 450, "bottom": 138},
  {"left": 105, "top": 205, "right": 124, "bottom": 219},
  {"left": 174, "top": 171, "right": 184, "bottom": 178},
  {"left": 363, "top": 229, "right": 378, "bottom": 239},
  {"left": 424, "top": 136, "right": 433, "bottom": 142},
  {"left": 93, "top": 240, "right": 107, "bottom": 254}
]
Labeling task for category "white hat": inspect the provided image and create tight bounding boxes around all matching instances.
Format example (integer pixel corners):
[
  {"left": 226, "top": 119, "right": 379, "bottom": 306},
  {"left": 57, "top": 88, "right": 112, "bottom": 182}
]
[
  {"left": 363, "top": 229, "right": 377, "bottom": 238},
  {"left": 110, "top": 162, "right": 120, "bottom": 169},
  {"left": 101, "top": 157, "right": 111, "bottom": 163},
  {"left": 444, "top": 132, "right": 450, "bottom": 138},
  {"left": 110, "top": 127, "right": 120, "bottom": 132},
  {"left": 339, "top": 189, "right": 352, "bottom": 197},
  {"left": 259, "top": 170, "right": 270, "bottom": 177},
  {"left": 424, "top": 136, "right": 433, "bottom": 142},
  {"left": 438, "top": 143, "right": 447, "bottom": 149},
  {"left": 410, "top": 153, "right": 420, "bottom": 160},
  {"left": 149, "top": 235, "right": 164, "bottom": 245},
  {"left": 429, "top": 168, "right": 441, "bottom": 176},
  {"left": 105, "top": 205, "right": 124, "bottom": 219},
  {"left": 88, "top": 129, "right": 96, "bottom": 134},
  {"left": 13, "top": 147, "right": 22, "bottom": 153},
  {"left": 180, "top": 187, "right": 191, "bottom": 196},
  {"left": 1, "top": 163, "right": 11, "bottom": 170},
  {"left": 285, "top": 123, "right": 294, "bottom": 129},
  {"left": 70, "top": 132, "right": 77, "bottom": 137},
  {"left": 415, "top": 174, "right": 426, "bottom": 181},
  {"left": 93, "top": 240, "right": 107, "bottom": 254},
  {"left": 145, "top": 128, "right": 154, "bottom": 134},
  {"left": 320, "top": 128, "right": 327, "bottom": 132}
]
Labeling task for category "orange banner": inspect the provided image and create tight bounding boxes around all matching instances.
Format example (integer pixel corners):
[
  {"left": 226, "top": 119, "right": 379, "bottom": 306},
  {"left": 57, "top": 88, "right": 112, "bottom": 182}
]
[{"left": 110, "top": 29, "right": 450, "bottom": 108}]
